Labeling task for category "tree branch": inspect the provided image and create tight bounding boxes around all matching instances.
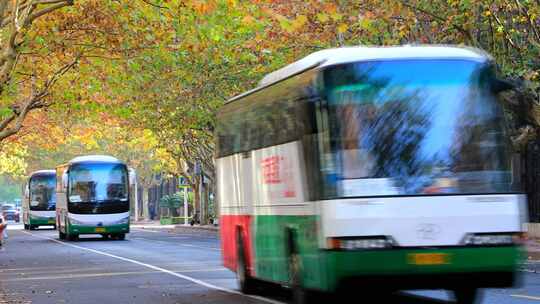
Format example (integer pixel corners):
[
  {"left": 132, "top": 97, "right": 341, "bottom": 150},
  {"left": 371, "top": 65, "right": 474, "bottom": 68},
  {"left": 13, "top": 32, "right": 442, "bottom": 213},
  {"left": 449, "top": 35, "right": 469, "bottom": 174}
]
[
  {"left": 139, "top": 0, "right": 169, "bottom": 9},
  {"left": 399, "top": 0, "right": 475, "bottom": 44},
  {"left": 26, "top": 0, "right": 73, "bottom": 25},
  {"left": 0, "top": 56, "right": 79, "bottom": 141}
]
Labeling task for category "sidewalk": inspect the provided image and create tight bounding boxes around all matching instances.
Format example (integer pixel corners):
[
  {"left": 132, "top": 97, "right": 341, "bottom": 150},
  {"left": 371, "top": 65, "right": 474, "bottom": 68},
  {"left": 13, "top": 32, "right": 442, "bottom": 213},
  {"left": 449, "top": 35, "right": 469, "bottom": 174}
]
[{"left": 527, "top": 239, "right": 540, "bottom": 261}]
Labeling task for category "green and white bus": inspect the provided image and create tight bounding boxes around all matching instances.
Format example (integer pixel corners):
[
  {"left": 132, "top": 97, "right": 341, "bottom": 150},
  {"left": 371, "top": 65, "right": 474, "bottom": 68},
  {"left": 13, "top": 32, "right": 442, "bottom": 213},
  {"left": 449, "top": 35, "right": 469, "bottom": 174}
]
[
  {"left": 23, "top": 170, "right": 57, "bottom": 230},
  {"left": 56, "top": 155, "right": 130, "bottom": 241},
  {"left": 216, "top": 46, "right": 527, "bottom": 303}
]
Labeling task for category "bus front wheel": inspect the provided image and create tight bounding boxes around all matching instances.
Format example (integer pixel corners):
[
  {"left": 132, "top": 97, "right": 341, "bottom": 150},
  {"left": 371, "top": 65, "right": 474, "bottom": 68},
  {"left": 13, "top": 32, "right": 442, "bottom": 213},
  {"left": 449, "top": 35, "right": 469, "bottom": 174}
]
[
  {"left": 67, "top": 234, "right": 79, "bottom": 241},
  {"left": 452, "top": 288, "right": 481, "bottom": 304},
  {"left": 59, "top": 230, "right": 66, "bottom": 240}
]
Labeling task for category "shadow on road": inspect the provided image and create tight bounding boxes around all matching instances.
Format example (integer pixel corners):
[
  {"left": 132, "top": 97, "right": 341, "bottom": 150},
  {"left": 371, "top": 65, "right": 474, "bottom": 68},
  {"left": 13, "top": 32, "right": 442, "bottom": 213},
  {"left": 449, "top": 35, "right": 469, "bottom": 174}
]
[
  {"left": 250, "top": 281, "right": 452, "bottom": 304},
  {"left": 64, "top": 236, "right": 129, "bottom": 242}
]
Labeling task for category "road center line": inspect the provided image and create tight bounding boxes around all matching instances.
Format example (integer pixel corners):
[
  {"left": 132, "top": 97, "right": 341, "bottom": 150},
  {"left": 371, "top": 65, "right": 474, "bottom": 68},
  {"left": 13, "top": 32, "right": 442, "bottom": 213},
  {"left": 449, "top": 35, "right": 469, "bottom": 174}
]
[
  {"left": 22, "top": 231, "right": 284, "bottom": 304},
  {"left": 4, "top": 268, "right": 228, "bottom": 282}
]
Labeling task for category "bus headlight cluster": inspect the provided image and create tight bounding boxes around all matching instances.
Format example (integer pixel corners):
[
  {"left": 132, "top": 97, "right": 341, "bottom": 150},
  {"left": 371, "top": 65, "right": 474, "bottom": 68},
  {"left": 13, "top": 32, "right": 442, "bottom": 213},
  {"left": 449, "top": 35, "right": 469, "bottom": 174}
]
[
  {"left": 462, "top": 233, "right": 523, "bottom": 246},
  {"left": 68, "top": 217, "right": 84, "bottom": 225},
  {"left": 327, "top": 237, "right": 394, "bottom": 250},
  {"left": 112, "top": 217, "right": 129, "bottom": 225}
]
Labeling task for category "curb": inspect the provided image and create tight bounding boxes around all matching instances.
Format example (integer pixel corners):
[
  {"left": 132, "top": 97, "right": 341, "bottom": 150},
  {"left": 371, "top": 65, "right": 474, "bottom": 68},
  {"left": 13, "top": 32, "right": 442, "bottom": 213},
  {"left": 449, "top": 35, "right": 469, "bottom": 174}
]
[
  {"left": 174, "top": 225, "right": 219, "bottom": 231},
  {"left": 132, "top": 222, "right": 219, "bottom": 232}
]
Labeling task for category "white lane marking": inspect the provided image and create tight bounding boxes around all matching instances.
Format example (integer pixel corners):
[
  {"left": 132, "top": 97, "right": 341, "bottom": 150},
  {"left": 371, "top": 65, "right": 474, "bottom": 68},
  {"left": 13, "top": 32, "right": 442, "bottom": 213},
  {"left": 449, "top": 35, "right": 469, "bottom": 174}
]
[
  {"left": 510, "top": 294, "right": 540, "bottom": 301},
  {"left": 131, "top": 228, "right": 161, "bottom": 233},
  {"left": 22, "top": 231, "right": 285, "bottom": 304},
  {"left": 178, "top": 243, "right": 220, "bottom": 251}
]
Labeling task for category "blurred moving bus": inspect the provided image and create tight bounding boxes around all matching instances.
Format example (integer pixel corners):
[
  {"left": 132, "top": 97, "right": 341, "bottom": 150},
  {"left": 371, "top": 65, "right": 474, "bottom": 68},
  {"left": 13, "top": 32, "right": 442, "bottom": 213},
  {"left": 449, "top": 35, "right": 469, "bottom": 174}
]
[
  {"left": 216, "top": 46, "right": 527, "bottom": 304},
  {"left": 56, "top": 155, "right": 130, "bottom": 241},
  {"left": 23, "top": 170, "right": 56, "bottom": 230}
]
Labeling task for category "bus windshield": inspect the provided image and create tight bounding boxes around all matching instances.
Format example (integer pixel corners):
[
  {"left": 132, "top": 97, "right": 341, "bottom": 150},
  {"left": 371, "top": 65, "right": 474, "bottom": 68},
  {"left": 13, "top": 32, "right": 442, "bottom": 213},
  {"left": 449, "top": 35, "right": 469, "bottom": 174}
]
[
  {"left": 30, "top": 175, "right": 56, "bottom": 211},
  {"left": 321, "top": 59, "right": 516, "bottom": 197},
  {"left": 68, "top": 163, "right": 128, "bottom": 203}
]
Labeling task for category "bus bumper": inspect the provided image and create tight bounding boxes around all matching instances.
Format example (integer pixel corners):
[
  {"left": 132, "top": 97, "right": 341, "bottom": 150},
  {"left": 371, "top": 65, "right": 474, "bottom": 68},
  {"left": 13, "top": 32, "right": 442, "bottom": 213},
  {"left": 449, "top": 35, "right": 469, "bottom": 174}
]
[
  {"left": 319, "top": 246, "right": 523, "bottom": 292},
  {"left": 29, "top": 216, "right": 56, "bottom": 226},
  {"left": 69, "top": 224, "right": 129, "bottom": 235}
]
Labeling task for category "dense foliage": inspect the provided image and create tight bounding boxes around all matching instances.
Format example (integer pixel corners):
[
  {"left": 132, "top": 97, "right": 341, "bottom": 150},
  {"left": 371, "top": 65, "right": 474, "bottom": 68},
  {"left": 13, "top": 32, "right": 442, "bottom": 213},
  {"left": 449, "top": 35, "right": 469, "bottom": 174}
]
[{"left": 0, "top": 0, "right": 537, "bottom": 219}]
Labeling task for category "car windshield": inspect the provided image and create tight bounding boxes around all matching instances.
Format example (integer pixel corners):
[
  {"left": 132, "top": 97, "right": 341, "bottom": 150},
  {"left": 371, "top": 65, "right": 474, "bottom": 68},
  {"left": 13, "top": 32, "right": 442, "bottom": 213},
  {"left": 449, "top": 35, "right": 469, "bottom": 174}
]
[
  {"left": 29, "top": 175, "right": 56, "bottom": 211},
  {"left": 319, "top": 59, "right": 517, "bottom": 198},
  {"left": 2, "top": 205, "right": 15, "bottom": 211},
  {"left": 68, "top": 163, "right": 128, "bottom": 203}
]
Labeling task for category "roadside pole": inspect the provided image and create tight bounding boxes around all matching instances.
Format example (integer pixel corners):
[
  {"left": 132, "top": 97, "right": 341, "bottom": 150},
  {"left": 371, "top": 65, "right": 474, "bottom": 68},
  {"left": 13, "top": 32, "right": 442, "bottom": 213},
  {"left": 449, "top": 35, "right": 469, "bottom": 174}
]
[
  {"left": 134, "top": 182, "right": 139, "bottom": 222},
  {"left": 129, "top": 168, "right": 139, "bottom": 222},
  {"left": 183, "top": 186, "right": 188, "bottom": 226},
  {"left": 199, "top": 173, "right": 204, "bottom": 225}
]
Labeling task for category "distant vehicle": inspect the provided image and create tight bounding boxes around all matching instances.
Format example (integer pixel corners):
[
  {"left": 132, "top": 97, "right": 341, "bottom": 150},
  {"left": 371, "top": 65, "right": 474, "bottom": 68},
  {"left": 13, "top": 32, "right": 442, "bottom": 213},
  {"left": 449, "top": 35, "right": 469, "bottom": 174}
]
[
  {"left": 216, "top": 46, "right": 527, "bottom": 304},
  {"left": 56, "top": 155, "right": 130, "bottom": 241},
  {"left": 0, "top": 214, "right": 6, "bottom": 246},
  {"left": 23, "top": 170, "right": 57, "bottom": 230},
  {"left": 1, "top": 204, "right": 19, "bottom": 222}
]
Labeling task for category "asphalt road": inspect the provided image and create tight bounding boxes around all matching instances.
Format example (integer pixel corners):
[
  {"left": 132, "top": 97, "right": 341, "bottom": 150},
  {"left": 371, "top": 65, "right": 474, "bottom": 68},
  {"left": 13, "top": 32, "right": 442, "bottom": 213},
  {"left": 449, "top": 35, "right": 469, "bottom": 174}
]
[{"left": 1, "top": 223, "right": 540, "bottom": 304}]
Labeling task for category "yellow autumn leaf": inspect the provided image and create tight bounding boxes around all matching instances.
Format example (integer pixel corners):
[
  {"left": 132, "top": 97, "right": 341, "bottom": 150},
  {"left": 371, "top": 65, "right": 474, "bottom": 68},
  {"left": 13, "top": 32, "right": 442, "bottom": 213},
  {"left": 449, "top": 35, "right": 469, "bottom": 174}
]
[
  {"left": 337, "top": 23, "right": 348, "bottom": 34},
  {"left": 242, "top": 15, "right": 255, "bottom": 25},
  {"left": 317, "top": 13, "right": 329, "bottom": 23},
  {"left": 292, "top": 15, "right": 308, "bottom": 30}
]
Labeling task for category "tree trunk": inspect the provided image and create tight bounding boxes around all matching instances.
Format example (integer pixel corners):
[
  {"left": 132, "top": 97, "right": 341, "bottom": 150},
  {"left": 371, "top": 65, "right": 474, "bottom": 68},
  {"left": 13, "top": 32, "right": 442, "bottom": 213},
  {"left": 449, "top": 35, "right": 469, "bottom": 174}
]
[
  {"left": 192, "top": 177, "right": 200, "bottom": 222},
  {"left": 142, "top": 185, "right": 150, "bottom": 220},
  {"left": 202, "top": 183, "right": 209, "bottom": 225}
]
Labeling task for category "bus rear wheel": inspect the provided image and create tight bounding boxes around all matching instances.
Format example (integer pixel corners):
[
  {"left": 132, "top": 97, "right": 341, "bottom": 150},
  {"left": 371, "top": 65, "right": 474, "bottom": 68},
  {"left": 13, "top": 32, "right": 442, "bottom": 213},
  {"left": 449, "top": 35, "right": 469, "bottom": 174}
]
[
  {"left": 110, "top": 233, "right": 125, "bottom": 240},
  {"left": 452, "top": 288, "right": 481, "bottom": 304},
  {"left": 289, "top": 252, "right": 318, "bottom": 304},
  {"left": 236, "top": 233, "right": 257, "bottom": 294}
]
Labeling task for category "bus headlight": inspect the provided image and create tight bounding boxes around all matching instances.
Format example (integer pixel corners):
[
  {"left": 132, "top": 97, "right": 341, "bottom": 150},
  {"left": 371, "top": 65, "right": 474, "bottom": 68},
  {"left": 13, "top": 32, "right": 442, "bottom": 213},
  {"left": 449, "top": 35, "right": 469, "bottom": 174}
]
[
  {"left": 327, "top": 237, "right": 395, "bottom": 250},
  {"left": 462, "top": 233, "right": 524, "bottom": 246},
  {"left": 112, "top": 217, "right": 129, "bottom": 225},
  {"left": 68, "top": 217, "right": 84, "bottom": 225}
]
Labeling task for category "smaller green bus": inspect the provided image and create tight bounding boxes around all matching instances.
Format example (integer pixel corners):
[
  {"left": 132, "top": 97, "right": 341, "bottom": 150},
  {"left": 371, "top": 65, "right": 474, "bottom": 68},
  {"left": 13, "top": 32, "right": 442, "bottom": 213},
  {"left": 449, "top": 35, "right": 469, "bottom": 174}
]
[{"left": 56, "top": 155, "right": 130, "bottom": 241}]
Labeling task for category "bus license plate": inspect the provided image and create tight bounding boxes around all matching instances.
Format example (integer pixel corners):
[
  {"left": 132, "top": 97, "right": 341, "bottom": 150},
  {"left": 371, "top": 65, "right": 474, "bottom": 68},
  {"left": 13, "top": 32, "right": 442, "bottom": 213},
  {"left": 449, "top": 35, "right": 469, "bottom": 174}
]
[
  {"left": 408, "top": 253, "right": 450, "bottom": 265},
  {"left": 48, "top": 219, "right": 56, "bottom": 224},
  {"left": 95, "top": 227, "right": 106, "bottom": 233}
]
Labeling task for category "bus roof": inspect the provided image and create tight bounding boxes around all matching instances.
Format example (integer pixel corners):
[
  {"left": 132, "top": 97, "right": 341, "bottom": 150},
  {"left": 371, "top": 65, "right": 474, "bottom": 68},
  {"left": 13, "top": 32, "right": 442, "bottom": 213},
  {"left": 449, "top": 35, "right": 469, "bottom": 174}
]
[
  {"left": 68, "top": 155, "right": 124, "bottom": 165},
  {"left": 257, "top": 45, "right": 490, "bottom": 87},
  {"left": 29, "top": 170, "right": 56, "bottom": 177}
]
